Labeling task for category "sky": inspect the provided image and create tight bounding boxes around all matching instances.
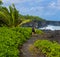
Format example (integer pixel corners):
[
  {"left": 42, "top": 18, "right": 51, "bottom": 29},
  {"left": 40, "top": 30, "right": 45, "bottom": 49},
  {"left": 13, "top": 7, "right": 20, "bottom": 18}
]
[{"left": 2, "top": 0, "right": 60, "bottom": 21}]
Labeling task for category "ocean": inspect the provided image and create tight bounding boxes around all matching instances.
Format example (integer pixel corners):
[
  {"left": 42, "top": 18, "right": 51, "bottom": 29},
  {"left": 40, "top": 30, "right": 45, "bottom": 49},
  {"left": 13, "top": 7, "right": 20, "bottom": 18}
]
[{"left": 39, "top": 25, "right": 60, "bottom": 31}]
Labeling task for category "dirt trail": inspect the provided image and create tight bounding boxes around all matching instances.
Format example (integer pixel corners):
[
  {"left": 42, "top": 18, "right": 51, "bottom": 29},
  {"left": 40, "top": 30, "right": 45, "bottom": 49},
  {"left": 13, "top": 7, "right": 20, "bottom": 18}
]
[
  {"left": 19, "top": 34, "right": 47, "bottom": 57},
  {"left": 19, "top": 30, "right": 60, "bottom": 57}
]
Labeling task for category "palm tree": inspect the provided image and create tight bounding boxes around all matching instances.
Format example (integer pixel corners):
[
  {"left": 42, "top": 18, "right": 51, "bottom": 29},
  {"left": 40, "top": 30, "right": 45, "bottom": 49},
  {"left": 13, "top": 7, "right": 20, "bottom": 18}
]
[{"left": 0, "top": 4, "right": 31, "bottom": 27}]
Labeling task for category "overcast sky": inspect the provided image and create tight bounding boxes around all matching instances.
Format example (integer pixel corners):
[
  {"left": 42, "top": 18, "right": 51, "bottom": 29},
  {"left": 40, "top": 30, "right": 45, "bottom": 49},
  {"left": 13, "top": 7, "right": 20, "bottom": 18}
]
[{"left": 2, "top": 0, "right": 60, "bottom": 21}]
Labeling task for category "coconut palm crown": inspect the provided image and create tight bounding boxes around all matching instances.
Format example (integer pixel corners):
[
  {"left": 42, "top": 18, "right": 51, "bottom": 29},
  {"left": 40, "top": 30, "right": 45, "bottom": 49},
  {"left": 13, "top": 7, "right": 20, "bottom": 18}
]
[{"left": 0, "top": 4, "right": 31, "bottom": 27}]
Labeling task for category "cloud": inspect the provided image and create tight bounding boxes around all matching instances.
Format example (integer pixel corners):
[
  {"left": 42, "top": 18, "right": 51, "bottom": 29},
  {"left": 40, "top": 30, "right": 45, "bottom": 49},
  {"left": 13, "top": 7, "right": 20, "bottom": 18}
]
[
  {"left": 57, "top": 0, "right": 60, "bottom": 9},
  {"left": 57, "top": 0, "right": 60, "bottom": 6},
  {"left": 3, "top": 0, "right": 24, "bottom": 4},
  {"left": 30, "top": 6, "right": 44, "bottom": 11},
  {"left": 2, "top": 0, "right": 43, "bottom": 4},
  {"left": 48, "top": 1, "right": 56, "bottom": 8},
  {"left": 19, "top": 6, "right": 45, "bottom": 16},
  {"left": 20, "top": 6, "right": 44, "bottom": 12},
  {"left": 48, "top": 0, "right": 60, "bottom": 10}
]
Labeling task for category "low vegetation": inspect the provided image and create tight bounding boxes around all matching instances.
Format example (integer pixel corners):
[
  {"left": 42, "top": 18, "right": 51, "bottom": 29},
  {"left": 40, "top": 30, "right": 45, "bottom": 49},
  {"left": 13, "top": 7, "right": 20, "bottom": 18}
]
[
  {"left": 0, "top": 1, "right": 44, "bottom": 57},
  {"left": 0, "top": 27, "right": 43, "bottom": 57},
  {"left": 33, "top": 40, "right": 60, "bottom": 57},
  {"left": 0, "top": 27, "right": 32, "bottom": 57}
]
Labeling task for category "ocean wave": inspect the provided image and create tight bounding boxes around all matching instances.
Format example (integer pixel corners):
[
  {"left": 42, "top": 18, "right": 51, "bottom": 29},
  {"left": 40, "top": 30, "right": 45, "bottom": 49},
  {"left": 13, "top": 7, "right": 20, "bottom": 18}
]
[{"left": 39, "top": 25, "right": 60, "bottom": 31}]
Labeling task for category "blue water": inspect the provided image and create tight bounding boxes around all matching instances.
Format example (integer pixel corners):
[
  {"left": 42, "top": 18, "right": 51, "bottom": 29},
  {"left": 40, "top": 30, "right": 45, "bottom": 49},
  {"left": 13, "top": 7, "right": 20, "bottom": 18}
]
[{"left": 39, "top": 25, "right": 60, "bottom": 31}]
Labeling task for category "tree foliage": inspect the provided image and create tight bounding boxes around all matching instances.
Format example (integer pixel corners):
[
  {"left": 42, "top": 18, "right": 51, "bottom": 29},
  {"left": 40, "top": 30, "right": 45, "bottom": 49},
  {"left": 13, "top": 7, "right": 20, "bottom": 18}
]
[
  {"left": 0, "top": 2, "right": 44, "bottom": 27},
  {"left": 0, "top": 4, "right": 31, "bottom": 27},
  {"left": 19, "top": 14, "right": 45, "bottom": 21}
]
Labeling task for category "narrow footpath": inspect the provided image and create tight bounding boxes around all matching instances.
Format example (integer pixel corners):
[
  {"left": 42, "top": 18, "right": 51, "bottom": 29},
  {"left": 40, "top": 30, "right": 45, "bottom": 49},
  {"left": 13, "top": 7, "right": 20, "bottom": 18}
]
[
  {"left": 19, "top": 34, "right": 47, "bottom": 57},
  {"left": 19, "top": 30, "right": 60, "bottom": 57}
]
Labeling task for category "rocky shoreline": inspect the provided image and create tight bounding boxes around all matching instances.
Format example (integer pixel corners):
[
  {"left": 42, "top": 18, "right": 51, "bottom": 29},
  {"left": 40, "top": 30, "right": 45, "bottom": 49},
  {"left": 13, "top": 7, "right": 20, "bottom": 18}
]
[{"left": 42, "top": 30, "right": 60, "bottom": 43}]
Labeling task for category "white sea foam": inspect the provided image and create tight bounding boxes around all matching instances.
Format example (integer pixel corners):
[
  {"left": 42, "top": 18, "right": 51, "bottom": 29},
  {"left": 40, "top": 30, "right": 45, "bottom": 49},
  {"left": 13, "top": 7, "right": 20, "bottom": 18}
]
[{"left": 39, "top": 25, "right": 60, "bottom": 31}]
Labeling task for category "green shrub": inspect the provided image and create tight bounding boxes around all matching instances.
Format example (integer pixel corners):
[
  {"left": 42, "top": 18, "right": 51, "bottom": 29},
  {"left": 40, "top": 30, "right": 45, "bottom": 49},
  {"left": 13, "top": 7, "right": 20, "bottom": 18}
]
[
  {"left": 0, "top": 27, "right": 43, "bottom": 57},
  {"left": 0, "top": 27, "right": 32, "bottom": 57},
  {"left": 11, "top": 27, "right": 32, "bottom": 39},
  {"left": 34, "top": 40, "right": 60, "bottom": 57},
  {"left": 0, "top": 27, "right": 19, "bottom": 57},
  {"left": 35, "top": 29, "right": 44, "bottom": 34}
]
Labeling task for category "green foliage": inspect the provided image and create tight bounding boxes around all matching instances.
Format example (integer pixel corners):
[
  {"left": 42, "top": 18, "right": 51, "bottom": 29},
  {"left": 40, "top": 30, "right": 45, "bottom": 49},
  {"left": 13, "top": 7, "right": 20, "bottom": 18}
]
[
  {"left": 0, "top": 4, "right": 31, "bottom": 27},
  {"left": 11, "top": 27, "right": 32, "bottom": 39},
  {"left": 35, "top": 29, "right": 44, "bottom": 34},
  {"left": 21, "top": 14, "right": 45, "bottom": 21},
  {"left": 0, "top": 4, "right": 19, "bottom": 27},
  {"left": 34, "top": 40, "right": 60, "bottom": 57},
  {"left": 0, "top": 1, "right": 44, "bottom": 27},
  {"left": 0, "top": 26, "right": 43, "bottom": 57},
  {"left": 0, "top": 27, "right": 32, "bottom": 57}
]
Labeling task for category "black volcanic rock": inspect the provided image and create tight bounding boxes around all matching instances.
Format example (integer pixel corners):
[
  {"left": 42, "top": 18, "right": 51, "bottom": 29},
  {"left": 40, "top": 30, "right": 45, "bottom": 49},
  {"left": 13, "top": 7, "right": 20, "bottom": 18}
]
[
  {"left": 42, "top": 30, "right": 60, "bottom": 43},
  {"left": 22, "top": 20, "right": 60, "bottom": 28}
]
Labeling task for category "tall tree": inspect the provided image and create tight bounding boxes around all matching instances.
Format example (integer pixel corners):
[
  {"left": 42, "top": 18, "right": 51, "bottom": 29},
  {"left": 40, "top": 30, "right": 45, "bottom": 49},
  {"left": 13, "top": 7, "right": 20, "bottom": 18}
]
[{"left": 0, "top": 4, "right": 31, "bottom": 27}]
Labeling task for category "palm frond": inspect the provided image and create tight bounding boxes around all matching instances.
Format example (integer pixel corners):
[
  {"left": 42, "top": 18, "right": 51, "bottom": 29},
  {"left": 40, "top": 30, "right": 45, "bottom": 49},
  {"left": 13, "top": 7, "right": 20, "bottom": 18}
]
[
  {"left": 18, "top": 19, "right": 31, "bottom": 27},
  {"left": 1, "top": 7, "right": 9, "bottom": 14},
  {"left": 0, "top": 11, "right": 11, "bottom": 25}
]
